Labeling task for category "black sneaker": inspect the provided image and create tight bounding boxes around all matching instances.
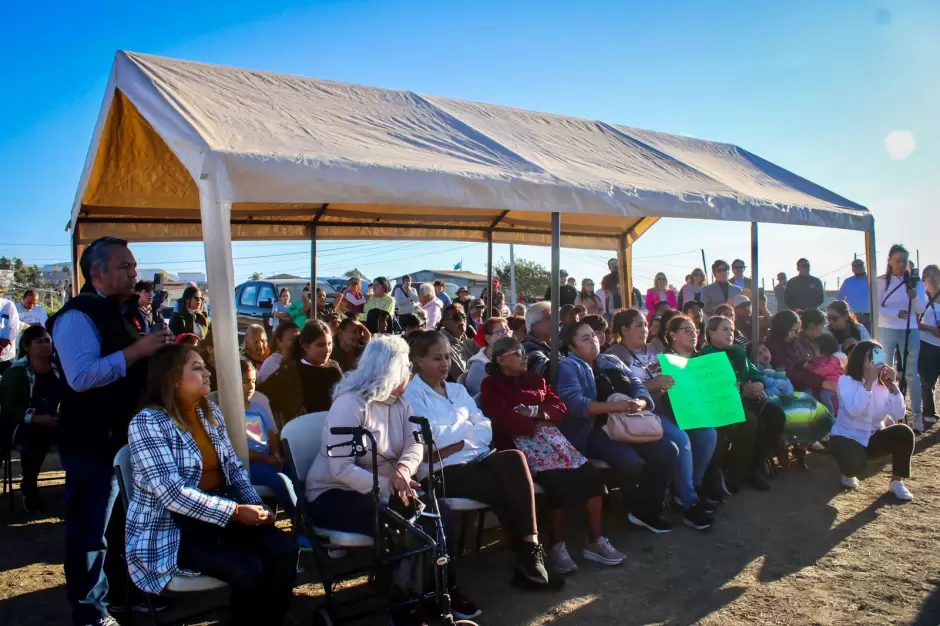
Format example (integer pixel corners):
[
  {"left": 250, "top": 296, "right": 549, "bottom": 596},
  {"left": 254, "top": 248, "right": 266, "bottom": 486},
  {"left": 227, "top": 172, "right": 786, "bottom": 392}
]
[
  {"left": 449, "top": 588, "right": 482, "bottom": 620},
  {"left": 627, "top": 512, "right": 673, "bottom": 534},
  {"left": 515, "top": 542, "right": 550, "bottom": 585},
  {"left": 722, "top": 471, "right": 742, "bottom": 495},
  {"left": 683, "top": 504, "right": 714, "bottom": 531},
  {"left": 696, "top": 487, "right": 719, "bottom": 511},
  {"left": 747, "top": 472, "right": 771, "bottom": 491},
  {"left": 700, "top": 484, "right": 724, "bottom": 506}
]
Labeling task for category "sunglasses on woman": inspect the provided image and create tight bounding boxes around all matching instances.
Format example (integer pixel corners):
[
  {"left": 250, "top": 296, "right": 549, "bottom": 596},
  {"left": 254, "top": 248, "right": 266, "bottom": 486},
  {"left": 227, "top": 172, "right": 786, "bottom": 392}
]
[{"left": 499, "top": 347, "right": 526, "bottom": 359}]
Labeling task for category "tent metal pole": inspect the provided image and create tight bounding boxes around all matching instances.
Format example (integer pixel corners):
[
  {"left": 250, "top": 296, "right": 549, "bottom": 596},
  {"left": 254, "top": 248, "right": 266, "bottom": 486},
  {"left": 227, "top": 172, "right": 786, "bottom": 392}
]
[
  {"left": 487, "top": 231, "right": 494, "bottom": 315},
  {"left": 625, "top": 245, "right": 635, "bottom": 308},
  {"left": 866, "top": 230, "right": 879, "bottom": 341},
  {"left": 309, "top": 226, "right": 317, "bottom": 320},
  {"left": 750, "top": 222, "right": 760, "bottom": 361},
  {"left": 550, "top": 213, "right": 561, "bottom": 387},
  {"left": 617, "top": 234, "right": 628, "bottom": 310},
  {"left": 71, "top": 223, "right": 80, "bottom": 295},
  {"left": 198, "top": 175, "right": 249, "bottom": 467}
]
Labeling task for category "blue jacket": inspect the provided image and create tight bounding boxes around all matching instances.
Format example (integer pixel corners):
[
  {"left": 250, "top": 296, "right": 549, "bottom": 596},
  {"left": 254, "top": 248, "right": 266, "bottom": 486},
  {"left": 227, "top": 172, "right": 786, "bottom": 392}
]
[{"left": 556, "top": 353, "right": 655, "bottom": 452}]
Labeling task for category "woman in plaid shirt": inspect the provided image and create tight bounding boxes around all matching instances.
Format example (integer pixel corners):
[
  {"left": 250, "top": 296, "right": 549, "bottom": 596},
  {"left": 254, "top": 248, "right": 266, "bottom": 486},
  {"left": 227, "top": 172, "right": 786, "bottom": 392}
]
[{"left": 125, "top": 344, "right": 296, "bottom": 625}]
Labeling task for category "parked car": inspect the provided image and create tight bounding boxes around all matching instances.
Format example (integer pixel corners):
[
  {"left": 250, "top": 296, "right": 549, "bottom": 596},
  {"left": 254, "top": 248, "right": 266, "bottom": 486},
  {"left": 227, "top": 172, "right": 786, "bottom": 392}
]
[{"left": 234, "top": 279, "right": 335, "bottom": 337}]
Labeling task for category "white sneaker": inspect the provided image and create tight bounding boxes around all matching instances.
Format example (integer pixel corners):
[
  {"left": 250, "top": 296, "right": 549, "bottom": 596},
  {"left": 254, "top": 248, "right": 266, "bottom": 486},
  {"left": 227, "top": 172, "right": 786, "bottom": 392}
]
[
  {"left": 889, "top": 480, "right": 914, "bottom": 502},
  {"left": 913, "top": 413, "right": 925, "bottom": 433},
  {"left": 810, "top": 441, "right": 826, "bottom": 452},
  {"left": 583, "top": 536, "right": 625, "bottom": 566},
  {"left": 548, "top": 542, "right": 578, "bottom": 575},
  {"left": 924, "top": 415, "right": 937, "bottom": 426},
  {"left": 840, "top": 475, "right": 860, "bottom": 490}
]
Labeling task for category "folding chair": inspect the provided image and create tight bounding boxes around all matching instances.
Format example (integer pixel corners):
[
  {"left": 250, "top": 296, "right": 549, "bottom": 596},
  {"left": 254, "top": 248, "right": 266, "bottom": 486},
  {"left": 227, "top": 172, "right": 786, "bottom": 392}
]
[
  {"left": 113, "top": 446, "right": 228, "bottom": 626},
  {"left": 280, "top": 412, "right": 374, "bottom": 626}
]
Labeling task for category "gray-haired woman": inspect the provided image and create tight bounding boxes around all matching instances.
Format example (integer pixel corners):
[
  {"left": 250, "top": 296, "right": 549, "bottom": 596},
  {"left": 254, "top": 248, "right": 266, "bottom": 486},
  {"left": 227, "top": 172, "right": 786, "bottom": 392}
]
[{"left": 304, "top": 335, "right": 480, "bottom": 622}]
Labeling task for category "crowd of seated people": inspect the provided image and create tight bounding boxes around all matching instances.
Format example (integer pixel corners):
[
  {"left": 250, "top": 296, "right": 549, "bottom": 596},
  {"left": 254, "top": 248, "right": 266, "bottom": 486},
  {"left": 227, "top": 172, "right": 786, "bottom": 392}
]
[{"left": 5, "top": 234, "right": 934, "bottom": 626}]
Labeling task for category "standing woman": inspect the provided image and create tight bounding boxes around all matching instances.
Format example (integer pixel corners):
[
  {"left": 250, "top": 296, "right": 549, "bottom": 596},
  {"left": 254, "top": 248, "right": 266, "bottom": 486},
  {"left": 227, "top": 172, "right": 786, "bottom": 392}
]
[
  {"left": 168, "top": 286, "right": 210, "bottom": 339},
  {"left": 919, "top": 265, "right": 940, "bottom": 424},
  {"left": 828, "top": 341, "right": 914, "bottom": 500},
  {"left": 700, "top": 316, "right": 785, "bottom": 492},
  {"left": 342, "top": 277, "right": 368, "bottom": 319},
  {"left": 877, "top": 244, "right": 928, "bottom": 431},
  {"left": 126, "top": 345, "right": 296, "bottom": 625},
  {"left": 575, "top": 279, "right": 603, "bottom": 316},
  {"left": 465, "top": 317, "right": 509, "bottom": 395},
  {"left": 645, "top": 273, "right": 678, "bottom": 319},
  {"left": 403, "top": 331, "right": 552, "bottom": 588},
  {"left": 678, "top": 269, "right": 707, "bottom": 310}
]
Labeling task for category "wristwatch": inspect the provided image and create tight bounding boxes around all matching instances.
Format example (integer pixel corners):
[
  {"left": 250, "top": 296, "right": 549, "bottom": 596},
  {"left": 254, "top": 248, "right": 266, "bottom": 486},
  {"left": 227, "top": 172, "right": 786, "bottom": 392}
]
[{"left": 24, "top": 408, "right": 35, "bottom": 424}]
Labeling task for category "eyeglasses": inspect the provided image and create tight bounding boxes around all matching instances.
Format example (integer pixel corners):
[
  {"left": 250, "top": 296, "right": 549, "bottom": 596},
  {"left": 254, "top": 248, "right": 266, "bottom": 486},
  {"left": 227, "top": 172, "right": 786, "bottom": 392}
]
[
  {"left": 487, "top": 328, "right": 509, "bottom": 337},
  {"left": 448, "top": 314, "right": 467, "bottom": 321},
  {"left": 715, "top": 267, "right": 729, "bottom": 273},
  {"left": 732, "top": 265, "right": 745, "bottom": 271},
  {"left": 498, "top": 347, "right": 526, "bottom": 359}
]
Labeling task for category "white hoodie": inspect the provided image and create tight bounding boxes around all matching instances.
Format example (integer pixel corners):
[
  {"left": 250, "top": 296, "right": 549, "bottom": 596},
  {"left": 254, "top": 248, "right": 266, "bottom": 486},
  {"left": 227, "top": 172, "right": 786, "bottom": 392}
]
[
  {"left": 403, "top": 374, "right": 492, "bottom": 479},
  {"left": 877, "top": 274, "right": 926, "bottom": 331}
]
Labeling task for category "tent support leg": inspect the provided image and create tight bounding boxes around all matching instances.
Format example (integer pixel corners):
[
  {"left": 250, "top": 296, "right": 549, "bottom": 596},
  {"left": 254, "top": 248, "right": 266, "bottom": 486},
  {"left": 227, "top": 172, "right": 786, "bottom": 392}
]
[
  {"left": 750, "top": 222, "right": 760, "bottom": 361},
  {"left": 310, "top": 226, "right": 317, "bottom": 320},
  {"left": 198, "top": 176, "right": 249, "bottom": 467},
  {"left": 550, "top": 213, "right": 561, "bottom": 387},
  {"left": 866, "top": 230, "right": 879, "bottom": 341},
  {"left": 71, "top": 225, "right": 81, "bottom": 295},
  {"left": 617, "top": 234, "right": 628, "bottom": 309},
  {"left": 486, "top": 232, "right": 494, "bottom": 315}
]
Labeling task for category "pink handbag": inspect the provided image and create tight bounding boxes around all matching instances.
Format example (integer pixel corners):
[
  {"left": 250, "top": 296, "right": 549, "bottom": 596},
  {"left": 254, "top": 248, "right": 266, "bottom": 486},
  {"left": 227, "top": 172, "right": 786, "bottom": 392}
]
[{"left": 602, "top": 392, "right": 663, "bottom": 444}]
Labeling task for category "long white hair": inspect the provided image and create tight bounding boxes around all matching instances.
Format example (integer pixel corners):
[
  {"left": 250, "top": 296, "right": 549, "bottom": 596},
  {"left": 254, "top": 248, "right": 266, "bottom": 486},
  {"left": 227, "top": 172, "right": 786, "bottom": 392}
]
[{"left": 331, "top": 335, "right": 411, "bottom": 404}]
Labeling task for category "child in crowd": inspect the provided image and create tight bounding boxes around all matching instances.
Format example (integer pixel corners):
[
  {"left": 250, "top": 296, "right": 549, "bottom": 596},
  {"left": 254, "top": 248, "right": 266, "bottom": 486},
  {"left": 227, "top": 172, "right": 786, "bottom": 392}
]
[
  {"left": 807, "top": 333, "right": 845, "bottom": 414},
  {"left": 756, "top": 342, "right": 794, "bottom": 398},
  {"left": 241, "top": 359, "right": 296, "bottom": 515}
]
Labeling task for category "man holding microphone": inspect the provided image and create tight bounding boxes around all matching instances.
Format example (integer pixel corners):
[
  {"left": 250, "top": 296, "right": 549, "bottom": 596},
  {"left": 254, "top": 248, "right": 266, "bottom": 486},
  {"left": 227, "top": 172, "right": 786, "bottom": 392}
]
[{"left": 48, "top": 237, "right": 173, "bottom": 626}]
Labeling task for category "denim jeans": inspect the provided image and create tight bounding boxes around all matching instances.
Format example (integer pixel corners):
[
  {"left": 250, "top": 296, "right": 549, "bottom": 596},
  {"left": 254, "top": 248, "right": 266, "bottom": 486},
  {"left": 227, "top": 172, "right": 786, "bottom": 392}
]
[
  {"left": 584, "top": 426, "right": 678, "bottom": 517},
  {"left": 62, "top": 453, "right": 138, "bottom": 625},
  {"left": 661, "top": 419, "right": 717, "bottom": 509},
  {"left": 880, "top": 326, "right": 922, "bottom": 414},
  {"left": 249, "top": 461, "right": 297, "bottom": 516}
]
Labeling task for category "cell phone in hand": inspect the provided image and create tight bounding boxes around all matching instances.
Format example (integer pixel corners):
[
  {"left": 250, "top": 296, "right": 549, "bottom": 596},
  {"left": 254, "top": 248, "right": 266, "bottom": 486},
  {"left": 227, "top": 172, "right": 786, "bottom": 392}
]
[{"left": 871, "top": 348, "right": 885, "bottom": 367}]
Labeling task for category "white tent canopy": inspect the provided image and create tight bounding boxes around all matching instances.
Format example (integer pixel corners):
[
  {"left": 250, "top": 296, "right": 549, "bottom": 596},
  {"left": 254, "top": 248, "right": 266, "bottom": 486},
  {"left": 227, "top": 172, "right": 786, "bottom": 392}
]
[{"left": 69, "top": 51, "right": 874, "bottom": 461}]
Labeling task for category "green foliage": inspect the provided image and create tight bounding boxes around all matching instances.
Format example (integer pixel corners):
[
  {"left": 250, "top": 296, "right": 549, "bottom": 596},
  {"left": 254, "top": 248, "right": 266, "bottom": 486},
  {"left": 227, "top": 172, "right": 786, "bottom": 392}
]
[
  {"left": 492, "top": 257, "right": 551, "bottom": 301},
  {"left": 344, "top": 268, "right": 368, "bottom": 279},
  {"left": 250, "top": 272, "right": 263, "bottom": 280}
]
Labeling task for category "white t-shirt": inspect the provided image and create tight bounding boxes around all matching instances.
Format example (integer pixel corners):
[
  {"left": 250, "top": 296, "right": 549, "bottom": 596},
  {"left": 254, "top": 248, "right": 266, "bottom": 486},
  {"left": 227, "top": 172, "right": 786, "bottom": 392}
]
[
  {"left": 16, "top": 303, "right": 48, "bottom": 327},
  {"left": 0, "top": 298, "right": 21, "bottom": 362},
  {"left": 877, "top": 274, "right": 926, "bottom": 331}
]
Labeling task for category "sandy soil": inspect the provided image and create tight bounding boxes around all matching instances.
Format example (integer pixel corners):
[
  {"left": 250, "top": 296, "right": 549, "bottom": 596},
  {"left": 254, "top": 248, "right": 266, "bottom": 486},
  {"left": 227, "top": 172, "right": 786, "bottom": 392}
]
[{"left": 3, "top": 415, "right": 940, "bottom": 625}]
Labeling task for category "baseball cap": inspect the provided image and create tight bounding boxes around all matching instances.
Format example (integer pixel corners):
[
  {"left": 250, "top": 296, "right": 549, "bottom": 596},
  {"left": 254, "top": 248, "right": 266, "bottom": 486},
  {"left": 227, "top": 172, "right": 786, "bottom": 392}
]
[
  {"left": 470, "top": 298, "right": 486, "bottom": 309},
  {"left": 456, "top": 286, "right": 469, "bottom": 294},
  {"left": 729, "top": 294, "right": 751, "bottom": 308}
]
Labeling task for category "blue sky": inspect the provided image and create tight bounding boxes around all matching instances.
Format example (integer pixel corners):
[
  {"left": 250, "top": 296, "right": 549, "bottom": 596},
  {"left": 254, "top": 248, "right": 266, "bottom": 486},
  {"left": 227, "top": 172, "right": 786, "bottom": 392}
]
[{"left": 1, "top": 0, "right": 937, "bottom": 292}]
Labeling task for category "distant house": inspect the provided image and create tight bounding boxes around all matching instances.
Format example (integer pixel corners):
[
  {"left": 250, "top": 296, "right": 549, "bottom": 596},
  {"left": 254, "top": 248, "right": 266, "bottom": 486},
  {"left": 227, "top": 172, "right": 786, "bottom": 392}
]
[{"left": 391, "top": 270, "right": 489, "bottom": 296}]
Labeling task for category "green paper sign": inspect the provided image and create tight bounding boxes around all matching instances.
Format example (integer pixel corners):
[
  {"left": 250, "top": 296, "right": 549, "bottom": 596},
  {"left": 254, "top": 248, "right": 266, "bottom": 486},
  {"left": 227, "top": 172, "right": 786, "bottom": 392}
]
[{"left": 657, "top": 352, "right": 746, "bottom": 430}]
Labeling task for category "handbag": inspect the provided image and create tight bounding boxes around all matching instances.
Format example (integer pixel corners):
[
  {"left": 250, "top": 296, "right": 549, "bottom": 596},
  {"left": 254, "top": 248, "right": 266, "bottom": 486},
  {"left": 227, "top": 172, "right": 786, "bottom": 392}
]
[
  {"left": 602, "top": 392, "right": 663, "bottom": 444},
  {"left": 512, "top": 424, "right": 587, "bottom": 473}
]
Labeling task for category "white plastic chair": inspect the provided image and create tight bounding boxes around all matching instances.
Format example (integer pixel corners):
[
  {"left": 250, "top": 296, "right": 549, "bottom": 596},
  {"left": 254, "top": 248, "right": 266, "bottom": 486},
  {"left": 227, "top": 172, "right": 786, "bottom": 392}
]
[
  {"left": 279, "top": 412, "right": 373, "bottom": 548},
  {"left": 113, "top": 446, "right": 228, "bottom": 625}
]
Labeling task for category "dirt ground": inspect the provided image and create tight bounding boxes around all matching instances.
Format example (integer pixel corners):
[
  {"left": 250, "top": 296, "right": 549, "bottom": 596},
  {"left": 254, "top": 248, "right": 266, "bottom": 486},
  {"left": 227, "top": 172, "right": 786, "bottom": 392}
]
[{"left": 4, "top": 412, "right": 940, "bottom": 625}]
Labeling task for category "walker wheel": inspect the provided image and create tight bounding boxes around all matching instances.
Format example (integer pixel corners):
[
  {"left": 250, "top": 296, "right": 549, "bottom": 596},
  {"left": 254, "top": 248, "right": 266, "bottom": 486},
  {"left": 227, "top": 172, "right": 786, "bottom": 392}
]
[{"left": 312, "top": 608, "right": 333, "bottom": 626}]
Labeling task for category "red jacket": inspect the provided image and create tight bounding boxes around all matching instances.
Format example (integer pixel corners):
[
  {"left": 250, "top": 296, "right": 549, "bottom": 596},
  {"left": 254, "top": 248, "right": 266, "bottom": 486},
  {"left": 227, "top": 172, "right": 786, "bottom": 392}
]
[{"left": 481, "top": 372, "right": 567, "bottom": 450}]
